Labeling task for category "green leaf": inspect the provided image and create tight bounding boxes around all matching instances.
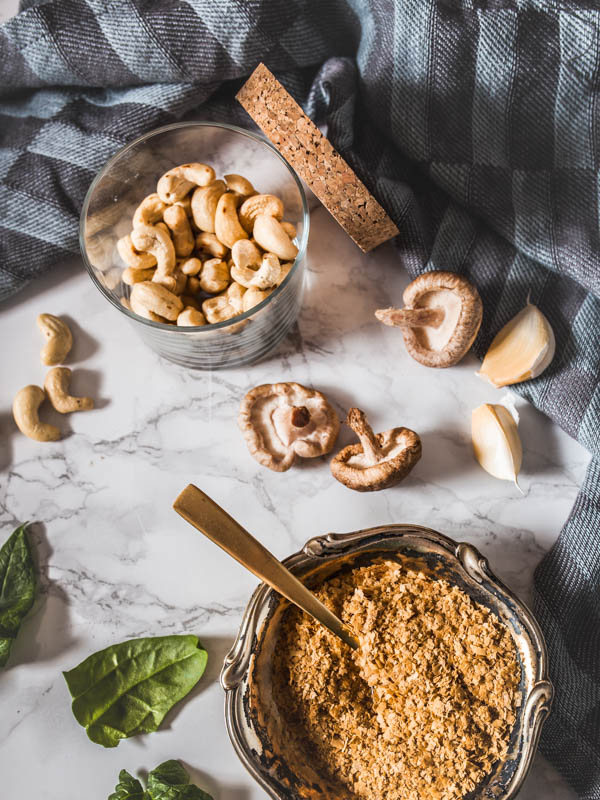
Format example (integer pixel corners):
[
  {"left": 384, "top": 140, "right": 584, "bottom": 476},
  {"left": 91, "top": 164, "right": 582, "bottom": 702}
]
[
  {"left": 63, "top": 635, "right": 208, "bottom": 747},
  {"left": 108, "top": 770, "right": 148, "bottom": 800},
  {"left": 0, "top": 524, "right": 36, "bottom": 668}
]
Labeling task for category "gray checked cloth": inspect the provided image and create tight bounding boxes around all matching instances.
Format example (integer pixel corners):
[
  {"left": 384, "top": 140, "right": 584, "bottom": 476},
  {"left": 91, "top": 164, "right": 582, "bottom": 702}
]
[{"left": 1, "top": 1, "right": 600, "bottom": 795}]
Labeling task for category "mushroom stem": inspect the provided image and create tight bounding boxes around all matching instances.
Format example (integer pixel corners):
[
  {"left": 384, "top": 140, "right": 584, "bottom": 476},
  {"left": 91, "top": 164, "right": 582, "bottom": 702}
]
[
  {"left": 375, "top": 306, "right": 444, "bottom": 330},
  {"left": 291, "top": 405, "right": 310, "bottom": 428},
  {"left": 346, "top": 408, "right": 382, "bottom": 465}
]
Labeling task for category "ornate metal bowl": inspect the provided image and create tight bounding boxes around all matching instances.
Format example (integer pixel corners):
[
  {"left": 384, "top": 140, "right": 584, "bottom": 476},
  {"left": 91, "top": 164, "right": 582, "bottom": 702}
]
[{"left": 221, "top": 525, "right": 552, "bottom": 799}]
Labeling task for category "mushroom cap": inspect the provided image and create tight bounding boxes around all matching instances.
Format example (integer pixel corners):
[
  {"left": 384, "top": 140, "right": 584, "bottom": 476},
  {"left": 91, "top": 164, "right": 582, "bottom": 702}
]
[
  {"left": 238, "top": 382, "right": 340, "bottom": 472},
  {"left": 401, "top": 271, "right": 482, "bottom": 368},
  {"left": 331, "top": 426, "right": 422, "bottom": 491}
]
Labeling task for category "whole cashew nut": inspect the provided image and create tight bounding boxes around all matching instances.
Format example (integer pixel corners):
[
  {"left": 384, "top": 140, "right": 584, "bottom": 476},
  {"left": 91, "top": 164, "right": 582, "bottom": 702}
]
[
  {"left": 13, "top": 385, "right": 61, "bottom": 442},
  {"left": 231, "top": 239, "right": 261, "bottom": 270},
  {"left": 132, "top": 193, "right": 166, "bottom": 228},
  {"left": 177, "top": 307, "right": 207, "bottom": 327},
  {"left": 281, "top": 221, "right": 297, "bottom": 239},
  {"left": 44, "top": 367, "right": 94, "bottom": 413},
  {"left": 202, "top": 281, "right": 246, "bottom": 323},
  {"left": 231, "top": 252, "right": 281, "bottom": 290},
  {"left": 122, "top": 266, "right": 156, "bottom": 285},
  {"left": 224, "top": 174, "right": 256, "bottom": 197},
  {"left": 243, "top": 286, "right": 272, "bottom": 312},
  {"left": 153, "top": 267, "right": 187, "bottom": 295},
  {"left": 157, "top": 163, "right": 216, "bottom": 203},
  {"left": 117, "top": 235, "right": 158, "bottom": 270},
  {"left": 214, "top": 193, "right": 249, "bottom": 249},
  {"left": 239, "top": 194, "right": 284, "bottom": 233},
  {"left": 191, "top": 180, "right": 226, "bottom": 233},
  {"left": 163, "top": 204, "right": 194, "bottom": 257},
  {"left": 186, "top": 276, "right": 201, "bottom": 295},
  {"left": 130, "top": 281, "right": 183, "bottom": 321},
  {"left": 199, "top": 258, "right": 230, "bottom": 294},
  {"left": 130, "top": 224, "right": 176, "bottom": 276},
  {"left": 253, "top": 214, "right": 299, "bottom": 261},
  {"left": 179, "top": 257, "right": 203, "bottom": 276},
  {"left": 195, "top": 231, "right": 229, "bottom": 259},
  {"left": 37, "top": 314, "right": 73, "bottom": 366}
]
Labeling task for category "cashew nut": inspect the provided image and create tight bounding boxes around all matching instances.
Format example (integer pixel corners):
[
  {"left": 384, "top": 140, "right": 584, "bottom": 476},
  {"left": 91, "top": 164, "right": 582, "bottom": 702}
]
[
  {"left": 130, "top": 224, "right": 176, "bottom": 276},
  {"left": 186, "top": 276, "right": 201, "bottom": 295},
  {"left": 202, "top": 281, "right": 246, "bottom": 323},
  {"left": 214, "top": 193, "right": 248, "bottom": 249},
  {"left": 253, "top": 214, "right": 298, "bottom": 261},
  {"left": 231, "top": 239, "right": 261, "bottom": 270},
  {"left": 239, "top": 194, "right": 284, "bottom": 233},
  {"left": 117, "top": 235, "right": 158, "bottom": 269},
  {"left": 174, "top": 196, "right": 192, "bottom": 216},
  {"left": 132, "top": 193, "right": 166, "bottom": 228},
  {"left": 163, "top": 204, "right": 194, "bottom": 257},
  {"left": 199, "top": 258, "right": 230, "bottom": 294},
  {"left": 281, "top": 221, "right": 296, "bottom": 239},
  {"left": 13, "top": 385, "right": 61, "bottom": 442},
  {"left": 179, "top": 257, "right": 203, "bottom": 276},
  {"left": 191, "top": 180, "right": 226, "bottom": 233},
  {"left": 44, "top": 367, "right": 94, "bottom": 413},
  {"left": 37, "top": 314, "right": 73, "bottom": 366},
  {"left": 153, "top": 267, "right": 187, "bottom": 295},
  {"left": 130, "top": 281, "right": 183, "bottom": 321},
  {"left": 122, "top": 266, "right": 156, "bottom": 285},
  {"left": 231, "top": 252, "right": 281, "bottom": 289},
  {"left": 243, "top": 287, "right": 272, "bottom": 312},
  {"left": 177, "top": 307, "right": 207, "bottom": 327},
  {"left": 195, "top": 231, "right": 229, "bottom": 259},
  {"left": 224, "top": 174, "right": 255, "bottom": 197},
  {"left": 157, "top": 163, "right": 216, "bottom": 203}
]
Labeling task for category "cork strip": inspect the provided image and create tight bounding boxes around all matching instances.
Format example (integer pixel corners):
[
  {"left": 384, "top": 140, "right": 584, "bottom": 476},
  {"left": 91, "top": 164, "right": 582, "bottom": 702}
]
[{"left": 236, "top": 63, "right": 399, "bottom": 253}]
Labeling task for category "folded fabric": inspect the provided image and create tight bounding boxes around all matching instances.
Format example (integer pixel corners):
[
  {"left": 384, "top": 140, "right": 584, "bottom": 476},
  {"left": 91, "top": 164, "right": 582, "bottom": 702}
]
[{"left": 1, "top": 1, "right": 599, "bottom": 795}]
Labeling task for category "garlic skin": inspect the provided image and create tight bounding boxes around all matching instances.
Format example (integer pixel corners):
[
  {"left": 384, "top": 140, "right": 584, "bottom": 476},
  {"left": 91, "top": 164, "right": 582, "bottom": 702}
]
[
  {"left": 472, "top": 398, "right": 523, "bottom": 489},
  {"left": 477, "top": 302, "right": 555, "bottom": 388}
]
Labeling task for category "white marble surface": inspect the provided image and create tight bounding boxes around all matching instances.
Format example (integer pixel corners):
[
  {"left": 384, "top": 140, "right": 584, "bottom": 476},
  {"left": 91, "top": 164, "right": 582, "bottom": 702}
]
[{"left": 0, "top": 190, "right": 588, "bottom": 799}]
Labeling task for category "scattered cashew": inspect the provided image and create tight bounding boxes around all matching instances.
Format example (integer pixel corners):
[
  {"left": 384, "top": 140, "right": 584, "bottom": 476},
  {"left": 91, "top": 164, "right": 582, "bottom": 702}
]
[
  {"left": 130, "top": 224, "right": 176, "bottom": 276},
  {"left": 239, "top": 194, "right": 284, "bottom": 233},
  {"left": 163, "top": 204, "right": 194, "bottom": 257},
  {"left": 191, "top": 180, "right": 226, "bottom": 233},
  {"left": 13, "top": 385, "right": 61, "bottom": 442},
  {"left": 253, "top": 214, "right": 299, "bottom": 261},
  {"left": 224, "top": 174, "right": 255, "bottom": 197},
  {"left": 122, "top": 266, "right": 156, "bottom": 285},
  {"left": 37, "top": 314, "right": 73, "bottom": 366},
  {"left": 179, "top": 257, "right": 203, "bottom": 276},
  {"left": 117, "top": 235, "right": 158, "bottom": 269},
  {"left": 177, "top": 307, "right": 207, "bottom": 326},
  {"left": 281, "top": 221, "right": 297, "bottom": 239},
  {"left": 231, "top": 252, "right": 281, "bottom": 289},
  {"left": 231, "top": 239, "right": 261, "bottom": 270},
  {"left": 195, "top": 231, "right": 229, "bottom": 259},
  {"left": 157, "top": 163, "right": 216, "bottom": 203},
  {"left": 243, "top": 287, "right": 272, "bottom": 312},
  {"left": 202, "top": 281, "right": 246, "bottom": 323},
  {"left": 130, "top": 281, "right": 183, "bottom": 321},
  {"left": 132, "top": 193, "right": 166, "bottom": 228},
  {"left": 44, "top": 367, "right": 94, "bottom": 413},
  {"left": 215, "top": 192, "right": 248, "bottom": 249},
  {"left": 199, "top": 258, "right": 230, "bottom": 294}
]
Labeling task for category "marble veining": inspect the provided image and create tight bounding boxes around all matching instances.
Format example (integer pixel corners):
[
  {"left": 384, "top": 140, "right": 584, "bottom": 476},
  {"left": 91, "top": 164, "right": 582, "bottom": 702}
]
[{"left": 0, "top": 203, "right": 585, "bottom": 800}]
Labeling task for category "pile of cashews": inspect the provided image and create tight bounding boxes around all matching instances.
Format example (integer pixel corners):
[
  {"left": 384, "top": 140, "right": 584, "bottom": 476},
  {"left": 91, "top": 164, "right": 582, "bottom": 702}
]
[
  {"left": 12, "top": 315, "right": 94, "bottom": 442},
  {"left": 117, "top": 164, "right": 299, "bottom": 326}
]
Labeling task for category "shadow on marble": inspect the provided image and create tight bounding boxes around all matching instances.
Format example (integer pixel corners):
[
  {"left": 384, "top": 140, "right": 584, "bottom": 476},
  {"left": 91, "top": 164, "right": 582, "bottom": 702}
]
[
  {"left": 0, "top": 410, "right": 13, "bottom": 471},
  {"left": 70, "top": 367, "right": 110, "bottom": 410},
  {"left": 160, "top": 635, "right": 235, "bottom": 731},
  {"left": 5, "top": 521, "right": 76, "bottom": 669},
  {"left": 181, "top": 761, "right": 251, "bottom": 800},
  {"left": 519, "top": 404, "right": 564, "bottom": 478},
  {"left": 416, "top": 426, "right": 476, "bottom": 483},
  {"left": 62, "top": 314, "right": 100, "bottom": 363}
]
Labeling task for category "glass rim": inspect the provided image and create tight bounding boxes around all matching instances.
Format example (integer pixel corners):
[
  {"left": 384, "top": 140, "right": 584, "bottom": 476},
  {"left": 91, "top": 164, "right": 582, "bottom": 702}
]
[{"left": 79, "top": 121, "right": 310, "bottom": 332}]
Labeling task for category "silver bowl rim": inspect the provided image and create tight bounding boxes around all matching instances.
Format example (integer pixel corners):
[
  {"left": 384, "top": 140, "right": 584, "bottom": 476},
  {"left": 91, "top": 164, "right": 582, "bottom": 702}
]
[
  {"left": 79, "top": 120, "right": 310, "bottom": 332},
  {"left": 220, "top": 523, "right": 553, "bottom": 800}
]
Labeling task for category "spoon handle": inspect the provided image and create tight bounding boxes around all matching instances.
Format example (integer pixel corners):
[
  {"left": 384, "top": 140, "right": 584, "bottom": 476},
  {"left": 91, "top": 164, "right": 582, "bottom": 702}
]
[{"left": 173, "top": 484, "right": 359, "bottom": 650}]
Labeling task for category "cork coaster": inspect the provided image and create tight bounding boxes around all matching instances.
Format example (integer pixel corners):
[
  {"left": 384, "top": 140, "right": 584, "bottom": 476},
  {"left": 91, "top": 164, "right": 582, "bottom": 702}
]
[{"left": 236, "top": 63, "right": 399, "bottom": 253}]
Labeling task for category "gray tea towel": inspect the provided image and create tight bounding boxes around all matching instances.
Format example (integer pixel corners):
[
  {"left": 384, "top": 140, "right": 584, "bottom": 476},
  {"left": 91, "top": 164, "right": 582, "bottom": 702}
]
[{"left": 1, "top": 1, "right": 599, "bottom": 795}]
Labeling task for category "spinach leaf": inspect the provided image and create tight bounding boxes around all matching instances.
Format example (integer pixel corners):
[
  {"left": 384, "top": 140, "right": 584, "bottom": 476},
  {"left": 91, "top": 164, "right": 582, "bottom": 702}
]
[
  {"left": 0, "top": 523, "right": 36, "bottom": 668},
  {"left": 108, "top": 761, "right": 213, "bottom": 800},
  {"left": 108, "top": 770, "right": 148, "bottom": 800},
  {"left": 63, "top": 635, "right": 207, "bottom": 747},
  {"left": 147, "top": 760, "right": 213, "bottom": 800}
]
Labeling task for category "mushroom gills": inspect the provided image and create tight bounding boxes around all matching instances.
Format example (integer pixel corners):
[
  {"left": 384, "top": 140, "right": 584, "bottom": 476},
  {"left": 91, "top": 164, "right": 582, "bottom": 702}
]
[
  {"left": 345, "top": 429, "right": 418, "bottom": 469},
  {"left": 413, "top": 290, "right": 462, "bottom": 352}
]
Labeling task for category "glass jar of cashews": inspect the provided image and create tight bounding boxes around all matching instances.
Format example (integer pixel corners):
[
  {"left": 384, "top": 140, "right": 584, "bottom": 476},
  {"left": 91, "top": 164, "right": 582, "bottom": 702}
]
[{"left": 80, "top": 122, "right": 309, "bottom": 369}]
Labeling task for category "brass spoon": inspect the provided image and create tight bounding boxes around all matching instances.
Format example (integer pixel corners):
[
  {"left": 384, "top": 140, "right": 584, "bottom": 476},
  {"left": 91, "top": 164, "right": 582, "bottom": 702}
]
[{"left": 173, "top": 484, "right": 359, "bottom": 650}]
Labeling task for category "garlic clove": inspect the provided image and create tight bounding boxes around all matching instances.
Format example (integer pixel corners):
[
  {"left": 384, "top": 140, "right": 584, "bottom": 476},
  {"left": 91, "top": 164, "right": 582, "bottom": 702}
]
[
  {"left": 472, "top": 398, "right": 523, "bottom": 489},
  {"left": 477, "top": 302, "right": 555, "bottom": 388}
]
